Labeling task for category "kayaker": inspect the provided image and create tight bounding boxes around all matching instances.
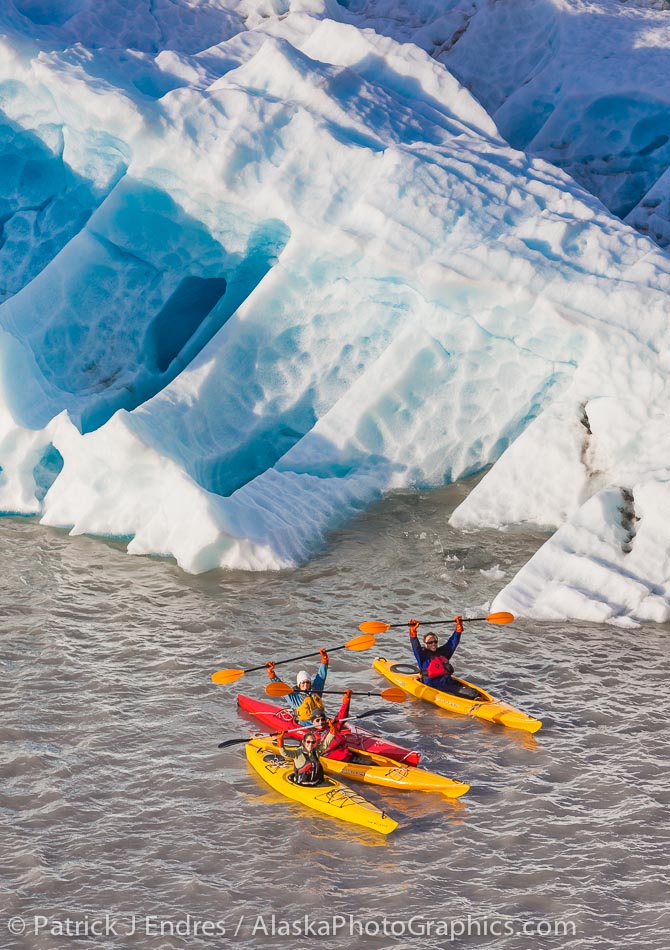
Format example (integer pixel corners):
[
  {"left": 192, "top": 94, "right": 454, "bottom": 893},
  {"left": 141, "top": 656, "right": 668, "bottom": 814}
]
[
  {"left": 310, "top": 690, "right": 353, "bottom": 761},
  {"left": 409, "top": 616, "right": 465, "bottom": 694},
  {"left": 266, "top": 650, "right": 329, "bottom": 725},
  {"left": 276, "top": 729, "right": 327, "bottom": 785}
]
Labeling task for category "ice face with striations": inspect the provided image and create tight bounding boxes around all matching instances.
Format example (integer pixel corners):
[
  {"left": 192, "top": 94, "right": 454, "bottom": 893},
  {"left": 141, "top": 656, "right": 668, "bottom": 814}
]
[{"left": 2, "top": 0, "right": 670, "bottom": 624}]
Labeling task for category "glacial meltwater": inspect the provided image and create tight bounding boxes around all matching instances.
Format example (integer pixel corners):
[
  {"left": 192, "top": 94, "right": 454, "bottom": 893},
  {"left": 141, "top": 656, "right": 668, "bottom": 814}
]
[{"left": 3, "top": 481, "right": 669, "bottom": 949}]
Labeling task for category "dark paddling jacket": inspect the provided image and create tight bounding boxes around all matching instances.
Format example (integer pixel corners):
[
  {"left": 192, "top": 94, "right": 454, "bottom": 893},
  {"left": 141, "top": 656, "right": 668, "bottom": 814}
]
[
  {"left": 410, "top": 627, "right": 461, "bottom": 692},
  {"left": 281, "top": 737, "right": 332, "bottom": 785}
]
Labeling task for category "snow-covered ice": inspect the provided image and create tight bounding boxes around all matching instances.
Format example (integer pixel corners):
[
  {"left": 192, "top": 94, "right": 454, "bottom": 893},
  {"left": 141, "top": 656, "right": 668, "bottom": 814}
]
[{"left": 2, "top": 0, "right": 670, "bottom": 623}]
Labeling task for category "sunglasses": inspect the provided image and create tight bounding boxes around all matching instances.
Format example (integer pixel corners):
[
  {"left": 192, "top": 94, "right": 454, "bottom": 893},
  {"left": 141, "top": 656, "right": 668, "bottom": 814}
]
[
  {"left": 425, "top": 639, "right": 438, "bottom": 645},
  {"left": 304, "top": 739, "right": 316, "bottom": 745}
]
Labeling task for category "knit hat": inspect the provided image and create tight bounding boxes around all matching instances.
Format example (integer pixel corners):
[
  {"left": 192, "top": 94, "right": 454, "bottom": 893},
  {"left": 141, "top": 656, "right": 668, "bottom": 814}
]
[{"left": 296, "top": 670, "right": 311, "bottom": 686}]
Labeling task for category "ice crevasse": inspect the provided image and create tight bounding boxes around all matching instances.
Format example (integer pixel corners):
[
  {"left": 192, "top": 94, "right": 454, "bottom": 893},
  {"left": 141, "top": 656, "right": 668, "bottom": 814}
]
[{"left": 1, "top": 2, "right": 670, "bottom": 624}]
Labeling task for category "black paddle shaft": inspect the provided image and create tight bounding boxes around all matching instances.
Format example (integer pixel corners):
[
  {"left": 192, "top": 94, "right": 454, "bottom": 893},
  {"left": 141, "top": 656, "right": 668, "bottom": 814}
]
[
  {"left": 241, "top": 641, "right": 351, "bottom": 676},
  {"left": 386, "top": 617, "right": 486, "bottom": 628},
  {"left": 217, "top": 708, "right": 389, "bottom": 749}
]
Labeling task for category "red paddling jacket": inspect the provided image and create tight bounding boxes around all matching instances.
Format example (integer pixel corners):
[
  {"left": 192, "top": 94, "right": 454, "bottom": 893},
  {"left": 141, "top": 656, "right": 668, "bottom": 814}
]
[{"left": 312, "top": 694, "right": 352, "bottom": 761}]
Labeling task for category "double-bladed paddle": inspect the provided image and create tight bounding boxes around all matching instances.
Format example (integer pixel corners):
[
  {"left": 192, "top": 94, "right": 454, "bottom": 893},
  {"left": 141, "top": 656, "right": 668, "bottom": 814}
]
[
  {"left": 217, "top": 707, "right": 390, "bottom": 749},
  {"left": 264, "top": 682, "right": 407, "bottom": 702},
  {"left": 358, "top": 611, "right": 514, "bottom": 635},
  {"left": 211, "top": 633, "right": 376, "bottom": 686}
]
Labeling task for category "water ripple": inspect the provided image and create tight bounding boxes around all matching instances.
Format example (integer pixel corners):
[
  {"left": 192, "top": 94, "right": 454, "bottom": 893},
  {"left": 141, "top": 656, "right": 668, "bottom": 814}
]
[{"left": 3, "top": 488, "right": 669, "bottom": 948}]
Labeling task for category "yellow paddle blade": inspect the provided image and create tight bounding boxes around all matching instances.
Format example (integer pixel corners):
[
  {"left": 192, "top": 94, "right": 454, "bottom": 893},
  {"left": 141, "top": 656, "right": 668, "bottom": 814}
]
[
  {"left": 486, "top": 611, "right": 515, "bottom": 625},
  {"left": 345, "top": 633, "right": 376, "bottom": 651},
  {"left": 358, "top": 621, "right": 391, "bottom": 634},
  {"left": 266, "top": 681, "right": 292, "bottom": 697},
  {"left": 211, "top": 668, "right": 244, "bottom": 685},
  {"left": 380, "top": 687, "right": 407, "bottom": 703}
]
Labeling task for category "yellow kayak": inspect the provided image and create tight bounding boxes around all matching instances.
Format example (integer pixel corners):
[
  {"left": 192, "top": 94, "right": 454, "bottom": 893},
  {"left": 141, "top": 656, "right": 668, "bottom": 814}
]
[
  {"left": 373, "top": 657, "right": 542, "bottom": 734},
  {"left": 326, "top": 749, "right": 469, "bottom": 799},
  {"left": 245, "top": 739, "right": 398, "bottom": 835},
  {"left": 252, "top": 737, "right": 469, "bottom": 799}
]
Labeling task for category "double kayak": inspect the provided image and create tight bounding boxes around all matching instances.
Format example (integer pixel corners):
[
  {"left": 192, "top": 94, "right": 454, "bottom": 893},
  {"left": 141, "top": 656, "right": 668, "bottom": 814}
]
[
  {"left": 237, "top": 694, "right": 421, "bottom": 764},
  {"left": 373, "top": 658, "right": 542, "bottom": 734},
  {"left": 245, "top": 739, "right": 398, "bottom": 835},
  {"left": 252, "top": 736, "right": 469, "bottom": 799}
]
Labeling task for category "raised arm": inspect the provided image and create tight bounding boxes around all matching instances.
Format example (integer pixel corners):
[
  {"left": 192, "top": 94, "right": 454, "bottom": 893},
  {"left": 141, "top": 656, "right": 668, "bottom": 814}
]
[
  {"left": 276, "top": 733, "right": 302, "bottom": 761},
  {"left": 311, "top": 648, "right": 329, "bottom": 693},
  {"left": 265, "top": 661, "right": 284, "bottom": 684},
  {"left": 334, "top": 688, "right": 352, "bottom": 724},
  {"left": 441, "top": 616, "right": 464, "bottom": 659},
  {"left": 408, "top": 619, "right": 423, "bottom": 665}
]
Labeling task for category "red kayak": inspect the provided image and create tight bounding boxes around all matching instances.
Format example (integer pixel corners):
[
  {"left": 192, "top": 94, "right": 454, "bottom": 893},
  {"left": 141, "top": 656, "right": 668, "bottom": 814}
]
[{"left": 237, "top": 694, "right": 421, "bottom": 765}]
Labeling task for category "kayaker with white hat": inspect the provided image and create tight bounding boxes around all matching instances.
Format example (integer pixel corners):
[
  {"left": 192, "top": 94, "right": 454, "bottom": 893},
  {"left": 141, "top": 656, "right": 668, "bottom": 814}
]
[{"left": 266, "top": 649, "right": 329, "bottom": 724}]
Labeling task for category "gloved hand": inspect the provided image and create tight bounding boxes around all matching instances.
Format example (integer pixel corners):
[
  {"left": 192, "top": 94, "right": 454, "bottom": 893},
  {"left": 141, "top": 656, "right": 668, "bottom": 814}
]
[
  {"left": 327, "top": 719, "right": 337, "bottom": 735},
  {"left": 343, "top": 688, "right": 353, "bottom": 701},
  {"left": 454, "top": 615, "right": 464, "bottom": 634},
  {"left": 276, "top": 732, "right": 285, "bottom": 749},
  {"left": 319, "top": 648, "right": 329, "bottom": 664},
  {"left": 408, "top": 618, "right": 420, "bottom": 637},
  {"left": 265, "top": 661, "right": 276, "bottom": 680}
]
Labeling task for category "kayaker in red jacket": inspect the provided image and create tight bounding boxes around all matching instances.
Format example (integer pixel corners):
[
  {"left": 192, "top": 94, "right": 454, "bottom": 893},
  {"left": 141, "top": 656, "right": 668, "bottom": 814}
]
[
  {"left": 310, "top": 690, "right": 353, "bottom": 761},
  {"left": 409, "top": 616, "right": 464, "bottom": 693}
]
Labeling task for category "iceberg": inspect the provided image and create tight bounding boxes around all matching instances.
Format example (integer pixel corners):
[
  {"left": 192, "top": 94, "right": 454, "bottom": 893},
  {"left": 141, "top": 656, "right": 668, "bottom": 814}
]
[
  {"left": 339, "top": 0, "right": 670, "bottom": 241},
  {"left": 2, "top": 0, "right": 670, "bottom": 624}
]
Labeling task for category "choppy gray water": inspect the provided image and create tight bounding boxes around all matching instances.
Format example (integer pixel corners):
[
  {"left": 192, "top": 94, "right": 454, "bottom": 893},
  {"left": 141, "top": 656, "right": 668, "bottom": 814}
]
[{"left": 3, "top": 482, "right": 670, "bottom": 949}]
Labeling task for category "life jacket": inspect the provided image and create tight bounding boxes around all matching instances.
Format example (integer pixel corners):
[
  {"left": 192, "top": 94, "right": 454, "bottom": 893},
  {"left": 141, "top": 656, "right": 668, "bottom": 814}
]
[
  {"left": 425, "top": 655, "right": 454, "bottom": 680},
  {"left": 291, "top": 752, "right": 324, "bottom": 785},
  {"left": 294, "top": 692, "right": 325, "bottom": 723}
]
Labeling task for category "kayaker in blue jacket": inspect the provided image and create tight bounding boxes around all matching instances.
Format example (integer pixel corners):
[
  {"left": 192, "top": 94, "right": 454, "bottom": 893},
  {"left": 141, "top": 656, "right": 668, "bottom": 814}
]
[
  {"left": 409, "top": 617, "right": 464, "bottom": 693},
  {"left": 266, "top": 649, "right": 329, "bottom": 725}
]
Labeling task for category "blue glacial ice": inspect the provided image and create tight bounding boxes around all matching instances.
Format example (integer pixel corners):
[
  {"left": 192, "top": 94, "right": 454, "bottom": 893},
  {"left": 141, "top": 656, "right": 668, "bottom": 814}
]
[{"left": 1, "top": 0, "right": 670, "bottom": 624}]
